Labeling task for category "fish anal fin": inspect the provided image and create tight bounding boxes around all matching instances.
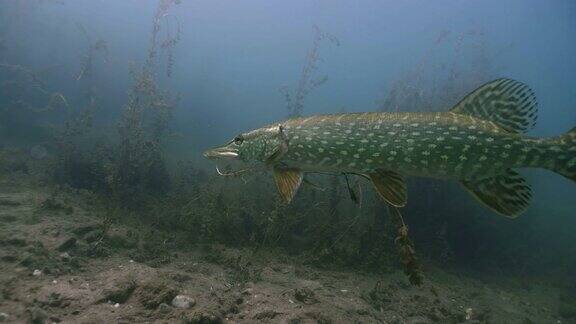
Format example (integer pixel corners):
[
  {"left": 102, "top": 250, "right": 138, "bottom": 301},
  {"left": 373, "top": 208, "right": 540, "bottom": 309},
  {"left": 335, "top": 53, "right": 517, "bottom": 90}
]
[
  {"left": 461, "top": 169, "right": 532, "bottom": 218},
  {"left": 450, "top": 78, "right": 537, "bottom": 133},
  {"left": 273, "top": 167, "right": 304, "bottom": 204},
  {"left": 368, "top": 169, "right": 407, "bottom": 207}
]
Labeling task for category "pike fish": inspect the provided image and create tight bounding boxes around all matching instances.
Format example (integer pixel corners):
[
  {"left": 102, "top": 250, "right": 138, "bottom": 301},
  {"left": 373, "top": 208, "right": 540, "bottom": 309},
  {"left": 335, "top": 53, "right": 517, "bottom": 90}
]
[{"left": 204, "top": 79, "right": 576, "bottom": 217}]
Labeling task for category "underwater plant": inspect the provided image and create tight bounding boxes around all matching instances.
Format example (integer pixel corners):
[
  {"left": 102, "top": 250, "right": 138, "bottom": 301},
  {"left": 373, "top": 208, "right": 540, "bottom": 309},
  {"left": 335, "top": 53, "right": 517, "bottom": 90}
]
[
  {"left": 281, "top": 25, "right": 339, "bottom": 118},
  {"left": 376, "top": 28, "right": 496, "bottom": 113},
  {"left": 104, "top": 0, "right": 181, "bottom": 204},
  {"left": 146, "top": 0, "right": 182, "bottom": 78},
  {"left": 75, "top": 23, "right": 109, "bottom": 82},
  {"left": 387, "top": 205, "right": 423, "bottom": 285},
  {"left": 0, "top": 62, "right": 69, "bottom": 147}
]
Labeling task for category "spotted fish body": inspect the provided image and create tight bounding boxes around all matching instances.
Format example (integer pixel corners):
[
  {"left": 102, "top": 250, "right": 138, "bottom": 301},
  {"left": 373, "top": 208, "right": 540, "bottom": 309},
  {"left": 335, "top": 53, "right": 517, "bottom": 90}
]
[
  {"left": 204, "top": 79, "right": 576, "bottom": 217},
  {"left": 282, "top": 111, "right": 550, "bottom": 179}
]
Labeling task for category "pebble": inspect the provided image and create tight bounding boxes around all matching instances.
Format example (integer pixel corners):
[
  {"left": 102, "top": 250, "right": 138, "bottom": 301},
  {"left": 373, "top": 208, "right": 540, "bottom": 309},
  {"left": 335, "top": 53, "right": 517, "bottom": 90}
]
[
  {"left": 465, "top": 307, "right": 474, "bottom": 320},
  {"left": 32, "top": 269, "right": 42, "bottom": 276},
  {"left": 114, "top": 303, "right": 120, "bottom": 308},
  {"left": 171, "top": 295, "right": 196, "bottom": 309},
  {"left": 0, "top": 312, "right": 9, "bottom": 322},
  {"left": 59, "top": 252, "right": 71, "bottom": 261}
]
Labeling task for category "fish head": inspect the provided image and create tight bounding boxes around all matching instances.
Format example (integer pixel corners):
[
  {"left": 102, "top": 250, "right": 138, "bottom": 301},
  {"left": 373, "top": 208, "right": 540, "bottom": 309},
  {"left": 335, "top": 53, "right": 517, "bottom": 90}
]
[{"left": 203, "top": 124, "right": 288, "bottom": 165}]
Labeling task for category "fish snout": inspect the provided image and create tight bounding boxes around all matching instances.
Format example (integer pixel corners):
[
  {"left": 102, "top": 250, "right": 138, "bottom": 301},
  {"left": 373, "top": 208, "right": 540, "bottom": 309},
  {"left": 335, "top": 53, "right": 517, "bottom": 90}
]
[{"left": 203, "top": 145, "right": 239, "bottom": 160}]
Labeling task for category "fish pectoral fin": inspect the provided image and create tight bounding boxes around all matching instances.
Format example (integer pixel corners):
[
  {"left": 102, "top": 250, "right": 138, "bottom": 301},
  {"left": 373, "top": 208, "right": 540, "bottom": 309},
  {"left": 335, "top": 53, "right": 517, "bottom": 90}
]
[
  {"left": 273, "top": 167, "right": 304, "bottom": 204},
  {"left": 460, "top": 169, "right": 532, "bottom": 218},
  {"left": 368, "top": 169, "right": 407, "bottom": 207}
]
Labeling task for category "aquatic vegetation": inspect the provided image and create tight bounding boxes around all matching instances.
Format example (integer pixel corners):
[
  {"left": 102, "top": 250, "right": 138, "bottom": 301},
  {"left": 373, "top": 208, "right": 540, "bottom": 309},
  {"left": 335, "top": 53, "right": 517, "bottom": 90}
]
[
  {"left": 106, "top": 65, "right": 174, "bottom": 202},
  {"left": 281, "top": 25, "right": 339, "bottom": 117},
  {"left": 75, "top": 23, "right": 109, "bottom": 81},
  {"left": 0, "top": 63, "right": 68, "bottom": 150},
  {"left": 146, "top": 0, "right": 182, "bottom": 77},
  {"left": 51, "top": 96, "right": 102, "bottom": 190},
  {"left": 388, "top": 205, "right": 423, "bottom": 285},
  {"left": 50, "top": 0, "right": 183, "bottom": 204},
  {"left": 377, "top": 28, "right": 496, "bottom": 113},
  {"left": 0, "top": 63, "right": 68, "bottom": 113},
  {"left": 104, "top": 0, "right": 181, "bottom": 203}
]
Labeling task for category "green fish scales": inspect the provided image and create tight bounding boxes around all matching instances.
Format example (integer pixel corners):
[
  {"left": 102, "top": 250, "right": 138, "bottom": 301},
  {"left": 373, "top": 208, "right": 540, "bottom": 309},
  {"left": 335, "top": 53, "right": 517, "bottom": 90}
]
[{"left": 282, "top": 111, "right": 551, "bottom": 180}]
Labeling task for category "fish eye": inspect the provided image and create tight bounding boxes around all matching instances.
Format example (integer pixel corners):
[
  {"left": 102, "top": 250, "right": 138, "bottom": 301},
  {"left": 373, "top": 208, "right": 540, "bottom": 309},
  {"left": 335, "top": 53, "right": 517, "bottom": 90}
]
[{"left": 233, "top": 136, "right": 244, "bottom": 145}]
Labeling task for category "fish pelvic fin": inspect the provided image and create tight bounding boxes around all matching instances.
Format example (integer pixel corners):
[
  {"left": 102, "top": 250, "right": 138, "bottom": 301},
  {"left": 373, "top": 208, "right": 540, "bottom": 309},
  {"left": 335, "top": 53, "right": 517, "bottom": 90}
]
[
  {"left": 368, "top": 169, "right": 407, "bottom": 207},
  {"left": 450, "top": 78, "right": 537, "bottom": 134},
  {"left": 549, "top": 126, "right": 576, "bottom": 183},
  {"left": 461, "top": 169, "right": 532, "bottom": 218},
  {"left": 273, "top": 167, "right": 304, "bottom": 204}
]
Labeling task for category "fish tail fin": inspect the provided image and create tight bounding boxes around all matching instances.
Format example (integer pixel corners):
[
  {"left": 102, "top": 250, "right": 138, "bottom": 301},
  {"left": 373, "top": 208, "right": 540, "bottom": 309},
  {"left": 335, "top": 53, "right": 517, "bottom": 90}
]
[{"left": 550, "top": 126, "right": 576, "bottom": 183}]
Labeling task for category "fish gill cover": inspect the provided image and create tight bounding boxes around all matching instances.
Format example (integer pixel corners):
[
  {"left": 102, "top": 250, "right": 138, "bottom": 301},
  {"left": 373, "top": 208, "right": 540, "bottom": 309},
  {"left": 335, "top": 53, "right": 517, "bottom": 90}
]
[{"left": 0, "top": 0, "right": 575, "bottom": 323}]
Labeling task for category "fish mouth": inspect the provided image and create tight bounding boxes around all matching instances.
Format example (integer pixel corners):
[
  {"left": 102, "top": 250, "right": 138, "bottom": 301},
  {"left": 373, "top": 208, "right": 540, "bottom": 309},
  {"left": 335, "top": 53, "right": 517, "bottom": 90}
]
[
  {"left": 204, "top": 144, "right": 257, "bottom": 177},
  {"left": 203, "top": 144, "right": 239, "bottom": 160}
]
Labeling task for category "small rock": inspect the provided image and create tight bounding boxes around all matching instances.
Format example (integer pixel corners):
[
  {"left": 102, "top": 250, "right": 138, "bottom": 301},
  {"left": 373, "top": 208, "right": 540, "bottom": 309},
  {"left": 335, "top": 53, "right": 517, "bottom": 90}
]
[
  {"left": 171, "top": 295, "right": 196, "bottom": 309},
  {"left": 0, "top": 312, "right": 9, "bottom": 322},
  {"left": 32, "top": 269, "right": 42, "bottom": 276},
  {"left": 466, "top": 307, "right": 474, "bottom": 320},
  {"left": 114, "top": 303, "right": 120, "bottom": 308},
  {"left": 59, "top": 252, "right": 70, "bottom": 262}
]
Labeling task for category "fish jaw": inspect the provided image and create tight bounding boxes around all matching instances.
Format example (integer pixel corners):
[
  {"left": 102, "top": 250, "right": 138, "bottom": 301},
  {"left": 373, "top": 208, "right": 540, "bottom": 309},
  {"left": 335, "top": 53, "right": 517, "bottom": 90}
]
[{"left": 203, "top": 144, "right": 239, "bottom": 160}]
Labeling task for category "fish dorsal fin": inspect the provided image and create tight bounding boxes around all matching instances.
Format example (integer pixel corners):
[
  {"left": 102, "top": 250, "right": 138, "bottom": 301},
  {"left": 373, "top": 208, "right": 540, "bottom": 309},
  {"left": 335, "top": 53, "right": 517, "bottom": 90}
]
[
  {"left": 368, "top": 169, "right": 407, "bottom": 207},
  {"left": 461, "top": 169, "right": 532, "bottom": 218},
  {"left": 273, "top": 167, "right": 304, "bottom": 203},
  {"left": 450, "top": 78, "right": 537, "bottom": 133}
]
